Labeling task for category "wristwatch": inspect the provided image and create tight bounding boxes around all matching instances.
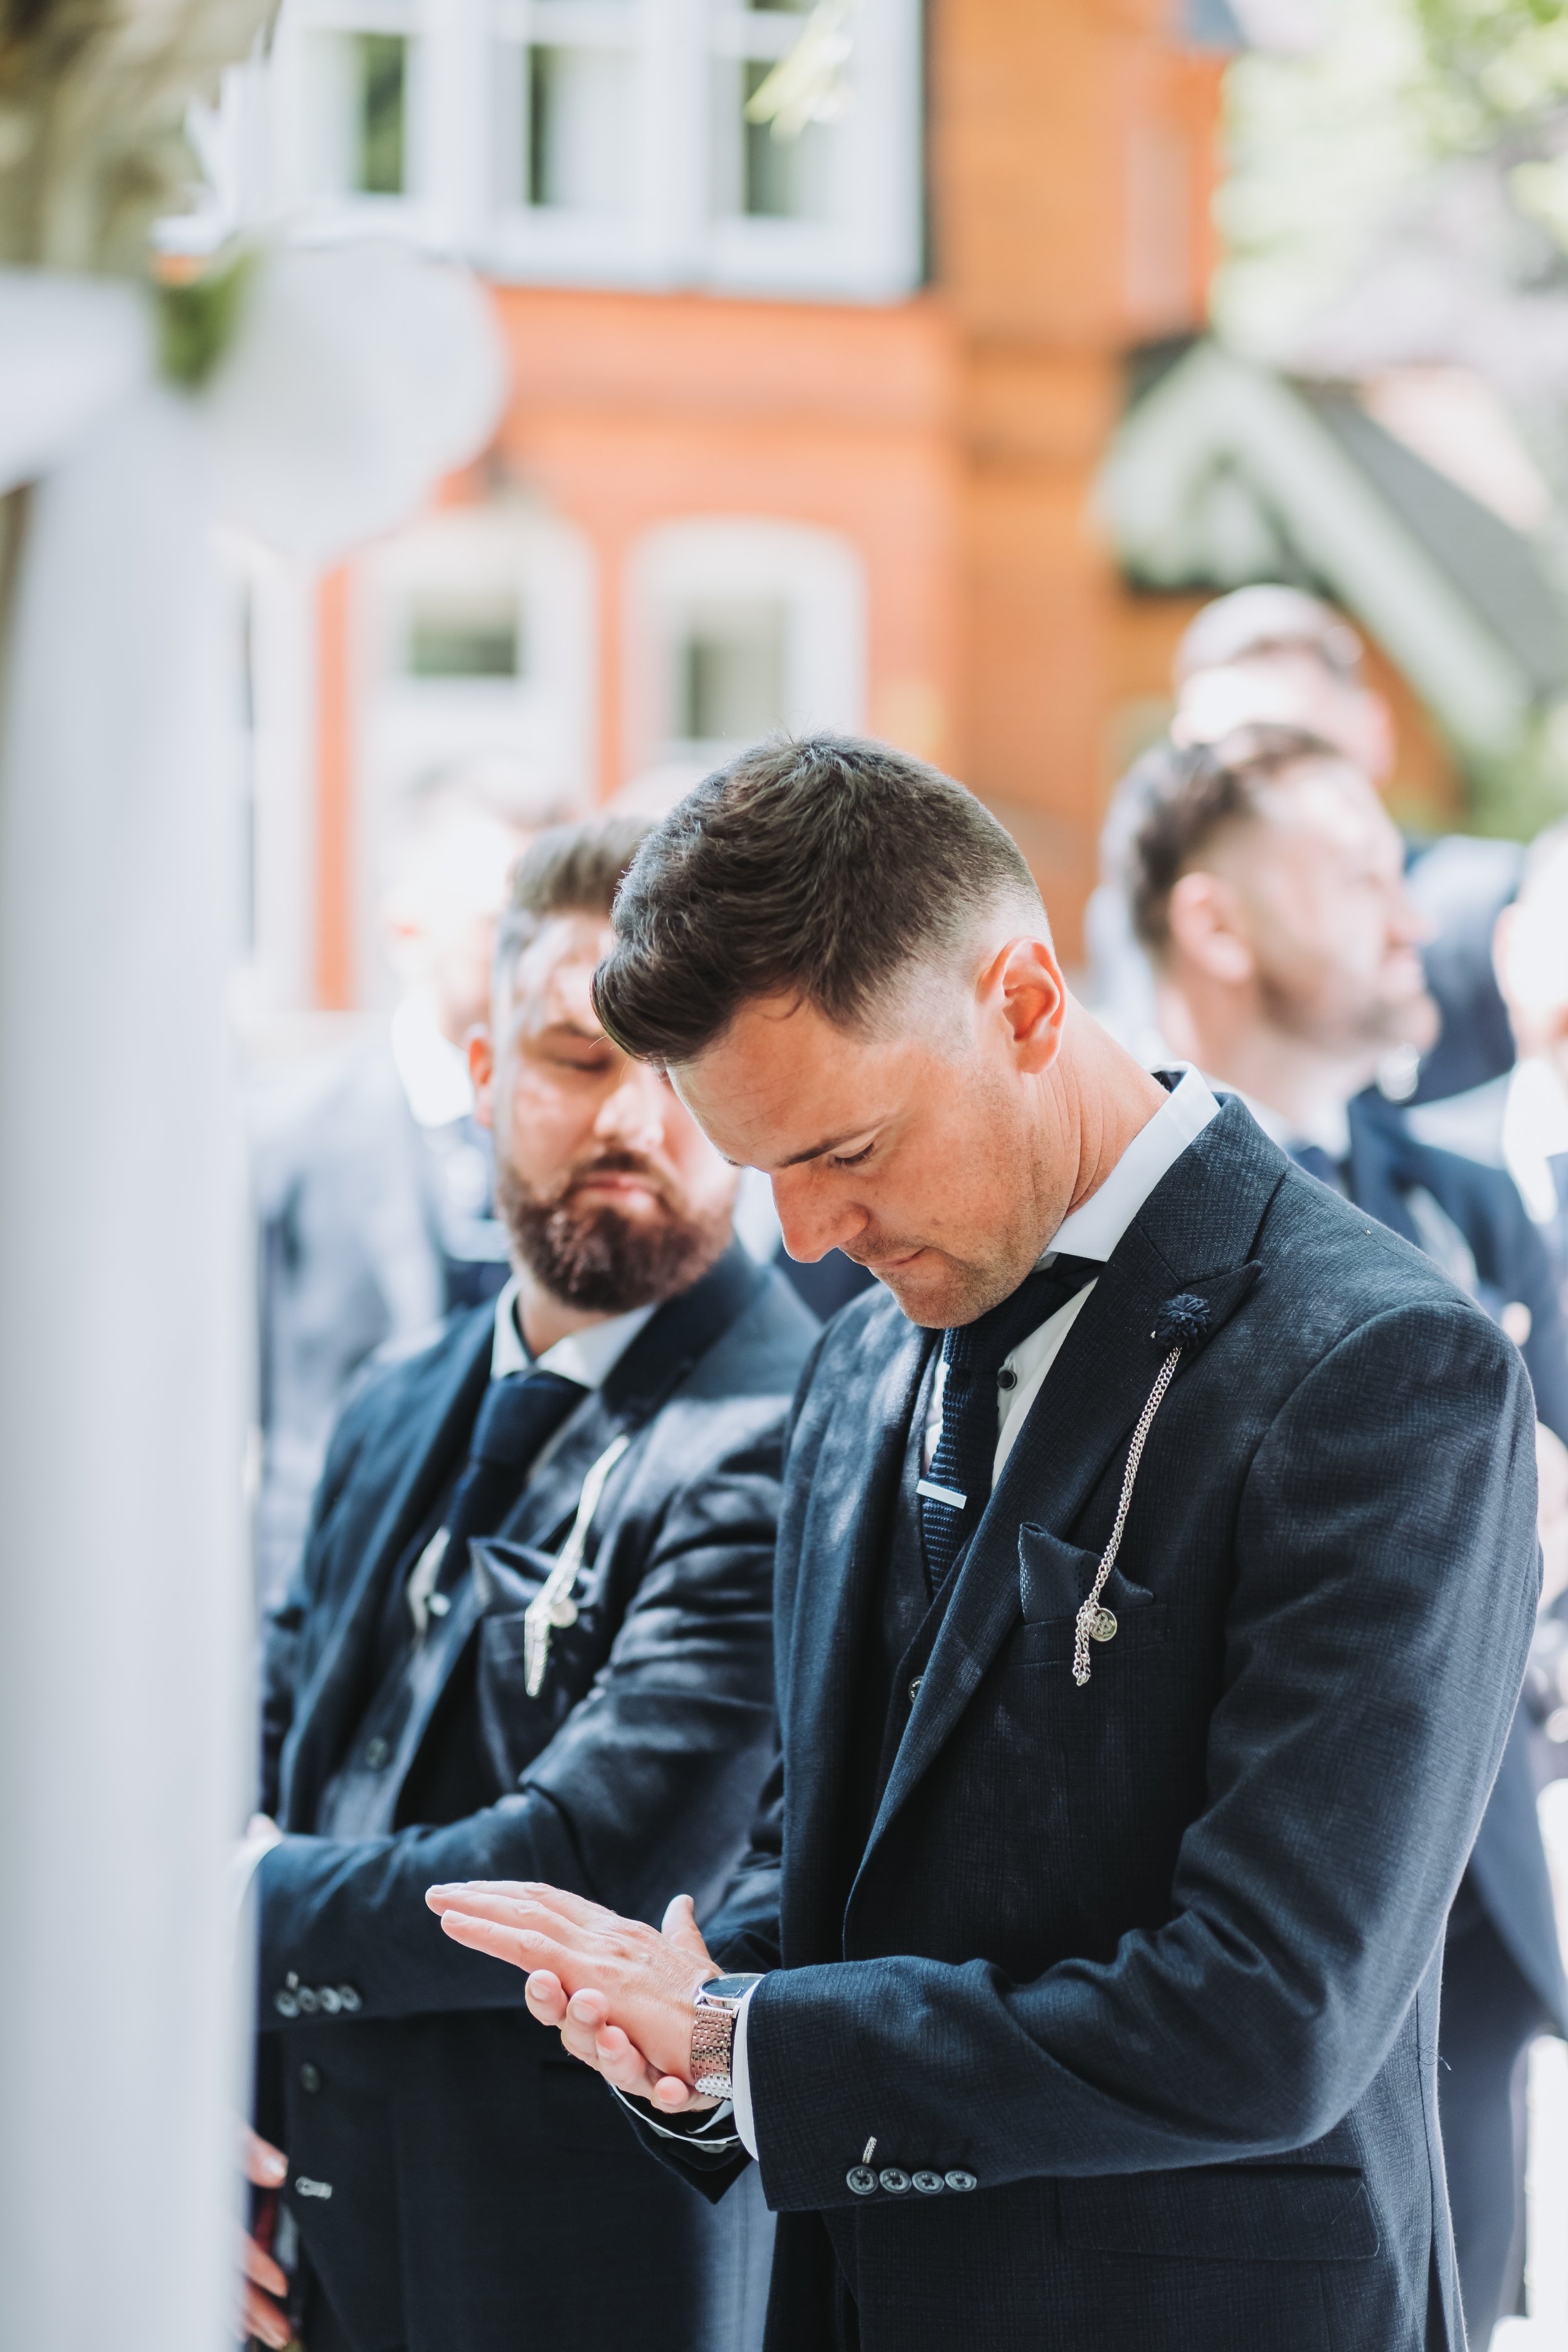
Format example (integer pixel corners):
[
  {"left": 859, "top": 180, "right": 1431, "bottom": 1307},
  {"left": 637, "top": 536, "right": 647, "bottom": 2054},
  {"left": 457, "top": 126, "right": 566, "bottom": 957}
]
[{"left": 690, "top": 1973, "right": 761, "bottom": 2099}]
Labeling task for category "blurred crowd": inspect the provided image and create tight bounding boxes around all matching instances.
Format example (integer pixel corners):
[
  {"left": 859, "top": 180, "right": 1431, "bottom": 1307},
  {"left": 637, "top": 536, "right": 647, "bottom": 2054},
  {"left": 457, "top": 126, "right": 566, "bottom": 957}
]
[{"left": 245, "top": 581, "right": 1568, "bottom": 2351}]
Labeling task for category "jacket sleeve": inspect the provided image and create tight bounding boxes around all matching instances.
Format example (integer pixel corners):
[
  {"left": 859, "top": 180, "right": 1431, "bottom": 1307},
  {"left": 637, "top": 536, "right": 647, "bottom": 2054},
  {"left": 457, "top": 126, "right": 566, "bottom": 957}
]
[
  {"left": 255, "top": 1426, "right": 781, "bottom": 2027},
  {"left": 739, "top": 1297, "right": 1542, "bottom": 2212}
]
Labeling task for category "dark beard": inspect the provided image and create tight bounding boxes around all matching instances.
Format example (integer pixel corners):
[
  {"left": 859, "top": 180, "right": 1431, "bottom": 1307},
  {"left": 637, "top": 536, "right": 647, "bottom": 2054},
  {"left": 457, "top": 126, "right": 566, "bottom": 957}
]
[{"left": 495, "top": 1153, "right": 733, "bottom": 1315}]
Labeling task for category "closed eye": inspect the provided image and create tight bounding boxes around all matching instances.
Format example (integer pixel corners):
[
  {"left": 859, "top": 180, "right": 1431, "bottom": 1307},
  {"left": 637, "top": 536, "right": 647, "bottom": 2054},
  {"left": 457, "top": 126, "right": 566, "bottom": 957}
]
[{"left": 829, "top": 1141, "right": 876, "bottom": 1168}]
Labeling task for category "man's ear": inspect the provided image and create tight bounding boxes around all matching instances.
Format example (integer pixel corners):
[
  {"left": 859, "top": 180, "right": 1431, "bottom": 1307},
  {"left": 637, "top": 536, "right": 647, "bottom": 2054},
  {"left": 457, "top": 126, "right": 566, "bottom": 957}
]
[
  {"left": 468, "top": 1026, "right": 496, "bottom": 1131},
  {"left": 1166, "top": 871, "right": 1254, "bottom": 987},
  {"left": 993, "top": 936, "right": 1066, "bottom": 1074}
]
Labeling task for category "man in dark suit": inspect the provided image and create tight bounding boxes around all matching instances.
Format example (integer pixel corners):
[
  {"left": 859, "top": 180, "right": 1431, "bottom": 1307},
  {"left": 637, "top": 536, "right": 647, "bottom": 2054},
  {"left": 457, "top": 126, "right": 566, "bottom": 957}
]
[
  {"left": 1115, "top": 722, "right": 1567, "bottom": 2346},
  {"left": 240, "top": 814, "right": 817, "bottom": 2352},
  {"left": 428, "top": 736, "right": 1542, "bottom": 2352}
]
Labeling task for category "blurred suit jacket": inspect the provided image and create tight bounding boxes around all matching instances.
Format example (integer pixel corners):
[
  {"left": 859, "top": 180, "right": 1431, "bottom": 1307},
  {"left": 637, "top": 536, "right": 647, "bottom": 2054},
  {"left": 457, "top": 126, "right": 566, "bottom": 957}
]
[
  {"left": 1335, "top": 1088, "right": 1567, "bottom": 2040},
  {"left": 635, "top": 1101, "right": 1539, "bottom": 2352},
  {"left": 250, "top": 1036, "right": 507, "bottom": 1614},
  {"left": 255, "top": 1246, "right": 816, "bottom": 2352}
]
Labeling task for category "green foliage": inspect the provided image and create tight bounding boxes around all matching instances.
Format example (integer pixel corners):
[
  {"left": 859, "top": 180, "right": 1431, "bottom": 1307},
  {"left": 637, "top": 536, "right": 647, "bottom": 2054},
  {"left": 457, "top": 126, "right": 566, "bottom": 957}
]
[{"left": 156, "top": 244, "right": 256, "bottom": 386}]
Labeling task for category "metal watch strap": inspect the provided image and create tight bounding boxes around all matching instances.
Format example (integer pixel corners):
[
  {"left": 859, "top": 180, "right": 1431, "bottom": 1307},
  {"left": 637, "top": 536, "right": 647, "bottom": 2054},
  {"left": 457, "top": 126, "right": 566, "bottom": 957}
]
[{"left": 690, "top": 1974, "right": 759, "bottom": 2099}]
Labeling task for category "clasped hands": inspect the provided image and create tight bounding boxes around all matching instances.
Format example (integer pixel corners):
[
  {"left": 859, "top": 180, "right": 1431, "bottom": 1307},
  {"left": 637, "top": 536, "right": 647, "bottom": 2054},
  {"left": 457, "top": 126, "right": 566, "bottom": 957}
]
[{"left": 426, "top": 1880, "right": 723, "bottom": 2113}]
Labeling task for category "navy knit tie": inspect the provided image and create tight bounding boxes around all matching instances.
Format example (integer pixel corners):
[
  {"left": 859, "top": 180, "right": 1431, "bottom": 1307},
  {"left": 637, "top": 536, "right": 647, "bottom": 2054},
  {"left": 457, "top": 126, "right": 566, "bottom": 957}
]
[
  {"left": 445, "top": 1369, "right": 586, "bottom": 1556},
  {"left": 920, "top": 1256, "right": 1099, "bottom": 1592}
]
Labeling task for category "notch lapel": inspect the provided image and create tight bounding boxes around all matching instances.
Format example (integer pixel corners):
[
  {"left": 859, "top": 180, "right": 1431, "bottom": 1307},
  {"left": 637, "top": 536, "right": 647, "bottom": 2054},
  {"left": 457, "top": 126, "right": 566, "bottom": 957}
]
[
  {"left": 854, "top": 1099, "right": 1285, "bottom": 1879},
  {"left": 781, "top": 1306, "right": 935, "bottom": 1957},
  {"left": 280, "top": 1308, "right": 495, "bottom": 1823}
]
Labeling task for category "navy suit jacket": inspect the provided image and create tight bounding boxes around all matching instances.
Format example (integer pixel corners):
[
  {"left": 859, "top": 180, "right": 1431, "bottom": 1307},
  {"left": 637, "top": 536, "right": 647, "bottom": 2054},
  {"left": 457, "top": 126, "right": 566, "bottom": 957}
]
[
  {"left": 1339, "top": 1088, "right": 1568, "bottom": 2032},
  {"left": 255, "top": 1246, "right": 817, "bottom": 2352},
  {"left": 638, "top": 1103, "right": 1540, "bottom": 2352}
]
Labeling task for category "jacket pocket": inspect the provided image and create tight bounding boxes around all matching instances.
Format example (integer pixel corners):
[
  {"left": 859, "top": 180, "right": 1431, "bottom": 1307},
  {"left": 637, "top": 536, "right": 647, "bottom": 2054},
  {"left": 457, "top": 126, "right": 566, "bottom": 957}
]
[{"left": 1055, "top": 2166, "right": 1380, "bottom": 2264}]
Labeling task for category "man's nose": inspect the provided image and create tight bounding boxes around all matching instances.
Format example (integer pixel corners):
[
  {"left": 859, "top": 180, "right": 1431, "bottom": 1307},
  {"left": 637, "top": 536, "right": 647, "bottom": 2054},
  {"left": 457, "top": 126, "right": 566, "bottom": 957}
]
[
  {"left": 772, "top": 1169, "right": 864, "bottom": 1266},
  {"left": 594, "top": 1063, "right": 666, "bottom": 1153}
]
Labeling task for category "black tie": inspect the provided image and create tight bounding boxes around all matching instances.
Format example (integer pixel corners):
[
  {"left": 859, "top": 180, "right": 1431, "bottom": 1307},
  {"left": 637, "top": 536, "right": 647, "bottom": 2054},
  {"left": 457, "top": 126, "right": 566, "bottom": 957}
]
[
  {"left": 444, "top": 1369, "right": 586, "bottom": 1557},
  {"left": 921, "top": 1255, "right": 1100, "bottom": 1592}
]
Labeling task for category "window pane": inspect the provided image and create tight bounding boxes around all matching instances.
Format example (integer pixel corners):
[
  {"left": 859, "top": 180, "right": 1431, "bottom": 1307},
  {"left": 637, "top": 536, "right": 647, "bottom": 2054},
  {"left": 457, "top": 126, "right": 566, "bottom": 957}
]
[
  {"left": 740, "top": 61, "right": 829, "bottom": 220},
  {"left": 406, "top": 593, "right": 522, "bottom": 679},
  {"left": 527, "top": 46, "right": 632, "bottom": 211},
  {"left": 354, "top": 32, "right": 407, "bottom": 196},
  {"left": 679, "top": 603, "right": 787, "bottom": 740}
]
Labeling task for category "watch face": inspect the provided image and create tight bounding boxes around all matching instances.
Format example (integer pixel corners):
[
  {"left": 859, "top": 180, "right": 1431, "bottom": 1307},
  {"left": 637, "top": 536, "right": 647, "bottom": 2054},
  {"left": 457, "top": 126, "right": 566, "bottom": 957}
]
[{"left": 703, "top": 1974, "right": 759, "bottom": 2002}]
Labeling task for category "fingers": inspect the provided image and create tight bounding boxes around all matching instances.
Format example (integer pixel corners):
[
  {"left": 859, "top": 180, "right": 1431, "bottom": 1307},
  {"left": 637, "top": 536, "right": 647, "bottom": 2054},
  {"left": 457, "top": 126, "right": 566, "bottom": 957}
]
[
  {"left": 438, "top": 1909, "right": 564, "bottom": 1975},
  {"left": 240, "top": 2226, "right": 289, "bottom": 2300},
  {"left": 427, "top": 1880, "right": 619, "bottom": 1935},
  {"left": 240, "top": 2127, "right": 288, "bottom": 2190},
  {"left": 523, "top": 1969, "right": 567, "bottom": 2026},
  {"left": 240, "top": 2276, "right": 292, "bottom": 2349},
  {"left": 659, "top": 1892, "right": 714, "bottom": 1964}
]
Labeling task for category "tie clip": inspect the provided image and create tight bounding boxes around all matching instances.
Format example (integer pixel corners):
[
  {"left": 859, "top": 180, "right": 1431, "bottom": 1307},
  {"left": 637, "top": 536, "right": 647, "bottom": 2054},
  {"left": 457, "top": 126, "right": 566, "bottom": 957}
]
[{"left": 916, "top": 1479, "right": 967, "bottom": 1510}]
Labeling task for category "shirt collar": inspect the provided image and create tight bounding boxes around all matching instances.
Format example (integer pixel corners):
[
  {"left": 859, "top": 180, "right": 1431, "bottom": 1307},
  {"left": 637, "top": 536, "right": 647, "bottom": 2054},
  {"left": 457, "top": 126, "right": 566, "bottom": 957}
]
[
  {"left": 1046, "top": 1066, "right": 1221, "bottom": 1264},
  {"left": 490, "top": 1274, "right": 657, "bottom": 1389}
]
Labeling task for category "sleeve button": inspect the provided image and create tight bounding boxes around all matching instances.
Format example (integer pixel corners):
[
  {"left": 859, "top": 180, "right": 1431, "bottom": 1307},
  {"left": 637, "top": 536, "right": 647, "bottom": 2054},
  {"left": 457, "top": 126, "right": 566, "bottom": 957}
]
[
  {"left": 317, "top": 1987, "right": 342, "bottom": 2015},
  {"left": 912, "top": 2170, "right": 945, "bottom": 2193},
  {"left": 295, "top": 1987, "right": 319, "bottom": 2015},
  {"left": 273, "top": 1989, "right": 299, "bottom": 2019},
  {"left": 337, "top": 1984, "right": 362, "bottom": 2013},
  {"left": 298, "top": 2063, "right": 322, "bottom": 2094},
  {"left": 945, "top": 2169, "right": 978, "bottom": 2192},
  {"left": 846, "top": 2166, "right": 877, "bottom": 2196},
  {"left": 878, "top": 2169, "right": 910, "bottom": 2194}
]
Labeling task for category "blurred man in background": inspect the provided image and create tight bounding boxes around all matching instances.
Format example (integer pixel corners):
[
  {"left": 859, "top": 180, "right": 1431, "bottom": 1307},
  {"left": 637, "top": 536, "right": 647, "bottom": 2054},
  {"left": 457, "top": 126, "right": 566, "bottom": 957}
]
[
  {"left": 1121, "top": 721, "right": 1568, "bottom": 2348},
  {"left": 1093, "top": 585, "right": 1524, "bottom": 1106},
  {"left": 249, "top": 763, "right": 548, "bottom": 1612},
  {"left": 241, "top": 816, "right": 815, "bottom": 2352}
]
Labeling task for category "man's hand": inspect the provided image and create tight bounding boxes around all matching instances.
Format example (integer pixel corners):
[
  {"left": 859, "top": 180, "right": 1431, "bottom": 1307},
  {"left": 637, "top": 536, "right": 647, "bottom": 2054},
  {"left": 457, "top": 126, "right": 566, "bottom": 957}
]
[
  {"left": 425, "top": 1881, "right": 719, "bottom": 2112},
  {"left": 238, "top": 2127, "right": 291, "bottom": 2348}
]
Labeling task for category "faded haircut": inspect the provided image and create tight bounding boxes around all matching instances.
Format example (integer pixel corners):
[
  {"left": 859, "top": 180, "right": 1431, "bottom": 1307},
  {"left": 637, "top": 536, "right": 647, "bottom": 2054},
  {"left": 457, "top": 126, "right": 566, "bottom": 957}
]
[
  {"left": 1113, "top": 723, "right": 1348, "bottom": 960},
  {"left": 494, "top": 813, "right": 652, "bottom": 989},
  {"left": 590, "top": 734, "right": 1044, "bottom": 1065}
]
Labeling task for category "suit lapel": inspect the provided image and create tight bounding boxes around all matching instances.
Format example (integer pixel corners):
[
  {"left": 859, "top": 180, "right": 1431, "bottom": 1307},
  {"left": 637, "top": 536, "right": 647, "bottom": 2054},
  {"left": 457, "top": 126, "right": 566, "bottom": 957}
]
[
  {"left": 855, "top": 1099, "right": 1285, "bottom": 1877},
  {"left": 280, "top": 1307, "right": 494, "bottom": 1824},
  {"left": 782, "top": 1305, "right": 935, "bottom": 1957}
]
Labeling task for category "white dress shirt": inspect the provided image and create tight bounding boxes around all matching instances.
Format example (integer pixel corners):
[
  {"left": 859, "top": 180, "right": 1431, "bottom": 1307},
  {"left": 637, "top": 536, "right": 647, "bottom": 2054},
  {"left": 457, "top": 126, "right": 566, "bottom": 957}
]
[
  {"left": 490, "top": 1273, "right": 656, "bottom": 1394},
  {"left": 730, "top": 1066, "right": 1221, "bottom": 2156}
]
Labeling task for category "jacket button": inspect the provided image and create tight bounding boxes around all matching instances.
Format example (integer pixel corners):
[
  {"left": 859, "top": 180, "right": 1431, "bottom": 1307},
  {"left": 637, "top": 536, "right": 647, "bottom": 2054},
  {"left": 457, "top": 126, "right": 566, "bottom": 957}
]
[
  {"left": 878, "top": 2169, "right": 910, "bottom": 2194},
  {"left": 295, "top": 1987, "right": 319, "bottom": 2015},
  {"left": 846, "top": 2166, "right": 877, "bottom": 2196},
  {"left": 298, "top": 2063, "right": 322, "bottom": 2094},
  {"left": 912, "top": 2170, "right": 945, "bottom": 2193},
  {"left": 945, "top": 2169, "right": 978, "bottom": 2192},
  {"left": 317, "top": 1987, "right": 342, "bottom": 2015},
  {"left": 337, "top": 1984, "right": 363, "bottom": 2013},
  {"left": 273, "top": 1989, "right": 299, "bottom": 2019},
  {"left": 364, "top": 1737, "right": 391, "bottom": 1769}
]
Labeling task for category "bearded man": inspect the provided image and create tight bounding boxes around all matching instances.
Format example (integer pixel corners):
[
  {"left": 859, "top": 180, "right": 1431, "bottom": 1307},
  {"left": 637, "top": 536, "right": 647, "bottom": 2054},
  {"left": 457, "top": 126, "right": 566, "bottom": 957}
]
[{"left": 241, "top": 815, "right": 815, "bottom": 2352}]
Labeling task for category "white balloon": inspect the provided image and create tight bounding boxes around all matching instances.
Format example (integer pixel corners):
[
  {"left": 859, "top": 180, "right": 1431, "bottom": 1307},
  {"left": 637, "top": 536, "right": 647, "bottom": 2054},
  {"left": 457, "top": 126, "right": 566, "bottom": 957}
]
[{"left": 198, "top": 242, "right": 509, "bottom": 563}]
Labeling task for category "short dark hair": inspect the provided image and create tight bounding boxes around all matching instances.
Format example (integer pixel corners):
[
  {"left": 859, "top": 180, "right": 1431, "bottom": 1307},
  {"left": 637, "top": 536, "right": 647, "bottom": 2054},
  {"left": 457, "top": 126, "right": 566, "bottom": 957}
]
[
  {"left": 494, "top": 813, "right": 651, "bottom": 987},
  {"left": 1113, "top": 723, "right": 1348, "bottom": 958},
  {"left": 591, "top": 734, "right": 1042, "bottom": 1064}
]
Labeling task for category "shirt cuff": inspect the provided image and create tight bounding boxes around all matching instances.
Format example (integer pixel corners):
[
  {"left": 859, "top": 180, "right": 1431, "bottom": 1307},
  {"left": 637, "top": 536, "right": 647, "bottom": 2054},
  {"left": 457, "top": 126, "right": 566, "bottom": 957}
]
[
  {"left": 732, "top": 1977, "right": 762, "bottom": 2161},
  {"left": 608, "top": 2083, "right": 743, "bottom": 2151}
]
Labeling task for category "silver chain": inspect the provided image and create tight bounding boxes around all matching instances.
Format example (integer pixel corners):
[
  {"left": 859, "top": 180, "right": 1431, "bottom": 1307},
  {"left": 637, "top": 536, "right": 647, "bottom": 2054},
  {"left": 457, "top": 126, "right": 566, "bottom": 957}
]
[{"left": 1073, "top": 1345, "right": 1182, "bottom": 1687}]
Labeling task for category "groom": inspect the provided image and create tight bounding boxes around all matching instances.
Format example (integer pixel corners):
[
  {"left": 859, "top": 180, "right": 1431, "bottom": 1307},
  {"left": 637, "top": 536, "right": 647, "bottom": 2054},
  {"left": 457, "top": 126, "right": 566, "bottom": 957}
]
[{"left": 428, "top": 736, "right": 1539, "bottom": 2352}]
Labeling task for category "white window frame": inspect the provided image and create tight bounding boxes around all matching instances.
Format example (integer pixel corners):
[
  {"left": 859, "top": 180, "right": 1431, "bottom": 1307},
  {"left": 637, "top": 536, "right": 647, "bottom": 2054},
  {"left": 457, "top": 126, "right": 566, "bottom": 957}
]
[
  {"left": 625, "top": 516, "right": 866, "bottom": 793},
  {"left": 248, "top": 0, "right": 921, "bottom": 300},
  {"left": 353, "top": 504, "right": 597, "bottom": 1002}
]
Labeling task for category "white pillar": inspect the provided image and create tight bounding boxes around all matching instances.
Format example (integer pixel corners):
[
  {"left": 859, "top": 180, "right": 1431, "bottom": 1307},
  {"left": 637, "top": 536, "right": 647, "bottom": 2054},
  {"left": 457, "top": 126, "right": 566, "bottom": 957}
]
[{"left": 0, "top": 382, "right": 249, "bottom": 2352}]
